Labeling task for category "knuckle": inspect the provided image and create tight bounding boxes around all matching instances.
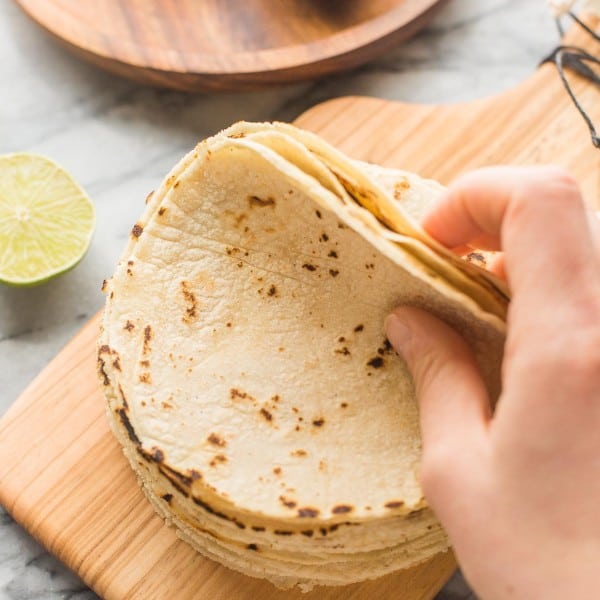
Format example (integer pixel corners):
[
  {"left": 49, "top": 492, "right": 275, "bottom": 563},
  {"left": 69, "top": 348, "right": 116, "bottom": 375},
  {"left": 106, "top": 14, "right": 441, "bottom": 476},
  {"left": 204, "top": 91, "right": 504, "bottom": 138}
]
[
  {"left": 509, "top": 166, "right": 583, "bottom": 215},
  {"left": 540, "top": 165, "right": 578, "bottom": 190}
]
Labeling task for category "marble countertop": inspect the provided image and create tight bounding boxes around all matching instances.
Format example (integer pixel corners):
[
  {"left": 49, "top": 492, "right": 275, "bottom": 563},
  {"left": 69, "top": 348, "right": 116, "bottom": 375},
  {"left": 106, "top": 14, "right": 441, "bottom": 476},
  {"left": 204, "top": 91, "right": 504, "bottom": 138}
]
[{"left": 0, "top": 1, "right": 560, "bottom": 598}]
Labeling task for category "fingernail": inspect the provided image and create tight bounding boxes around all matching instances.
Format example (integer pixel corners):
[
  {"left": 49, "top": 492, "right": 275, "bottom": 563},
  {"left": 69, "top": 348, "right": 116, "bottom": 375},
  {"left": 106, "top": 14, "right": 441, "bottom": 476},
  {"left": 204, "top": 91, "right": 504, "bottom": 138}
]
[{"left": 384, "top": 313, "right": 412, "bottom": 353}]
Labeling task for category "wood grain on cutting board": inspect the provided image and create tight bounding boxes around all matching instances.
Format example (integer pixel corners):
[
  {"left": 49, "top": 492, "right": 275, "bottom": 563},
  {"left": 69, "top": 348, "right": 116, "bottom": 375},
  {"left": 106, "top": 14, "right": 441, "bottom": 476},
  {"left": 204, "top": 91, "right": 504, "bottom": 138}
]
[{"left": 1, "top": 18, "right": 598, "bottom": 600}]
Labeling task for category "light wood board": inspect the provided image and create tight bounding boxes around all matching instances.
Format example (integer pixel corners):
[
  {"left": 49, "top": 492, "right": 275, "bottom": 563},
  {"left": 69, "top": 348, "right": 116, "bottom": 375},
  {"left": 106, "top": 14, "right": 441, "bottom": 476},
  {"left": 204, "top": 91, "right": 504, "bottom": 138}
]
[
  {"left": 1, "top": 17, "right": 598, "bottom": 600},
  {"left": 15, "top": 0, "right": 447, "bottom": 91}
]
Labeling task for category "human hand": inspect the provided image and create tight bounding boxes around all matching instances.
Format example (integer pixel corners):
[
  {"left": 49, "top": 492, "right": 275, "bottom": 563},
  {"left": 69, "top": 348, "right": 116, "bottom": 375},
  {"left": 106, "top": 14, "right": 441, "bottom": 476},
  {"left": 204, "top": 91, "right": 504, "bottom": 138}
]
[{"left": 385, "top": 167, "right": 600, "bottom": 600}]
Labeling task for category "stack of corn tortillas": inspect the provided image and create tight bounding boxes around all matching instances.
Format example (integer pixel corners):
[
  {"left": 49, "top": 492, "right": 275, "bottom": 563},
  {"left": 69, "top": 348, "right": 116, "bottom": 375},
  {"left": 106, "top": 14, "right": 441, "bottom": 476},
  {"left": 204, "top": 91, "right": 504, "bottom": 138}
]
[{"left": 98, "top": 122, "right": 508, "bottom": 591}]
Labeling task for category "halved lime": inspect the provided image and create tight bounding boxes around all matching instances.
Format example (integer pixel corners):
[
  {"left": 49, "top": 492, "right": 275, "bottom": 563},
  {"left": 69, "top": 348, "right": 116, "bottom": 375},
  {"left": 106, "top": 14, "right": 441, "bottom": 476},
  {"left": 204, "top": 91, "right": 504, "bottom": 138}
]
[{"left": 0, "top": 153, "right": 95, "bottom": 286}]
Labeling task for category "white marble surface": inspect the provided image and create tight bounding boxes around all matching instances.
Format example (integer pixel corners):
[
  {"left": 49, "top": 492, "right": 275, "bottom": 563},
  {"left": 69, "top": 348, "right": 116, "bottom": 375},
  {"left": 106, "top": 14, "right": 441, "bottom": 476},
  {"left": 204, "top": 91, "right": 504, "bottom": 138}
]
[{"left": 0, "top": 1, "right": 560, "bottom": 598}]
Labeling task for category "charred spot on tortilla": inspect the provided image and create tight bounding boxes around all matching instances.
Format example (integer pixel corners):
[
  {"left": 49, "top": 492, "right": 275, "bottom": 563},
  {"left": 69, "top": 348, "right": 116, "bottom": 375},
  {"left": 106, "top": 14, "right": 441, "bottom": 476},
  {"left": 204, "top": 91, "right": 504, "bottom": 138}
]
[
  {"left": 297, "top": 507, "right": 319, "bottom": 518},
  {"left": 267, "top": 285, "right": 278, "bottom": 297},
  {"left": 118, "top": 384, "right": 127, "bottom": 408},
  {"left": 466, "top": 251, "right": 487, "bottom": 268},
  {"left": 209, "top": 454, "right": 227, "bottom": 467},
  {"left": 319, "top": 233, "right": 329, "bottom": 242},
  {"left": 248, "top": 195, "right": 276, "bottom": 208},
  {"left": 291, "top": 449, "right": 307, "bottom": 457},
  {"left": 335, "top": 347, "right": 351, "bottom": 356},
  {"left": 131, "top": 223, "right": 143, "bottom": 238},
  {"left": 98, "top": 344, "right": 113, "bottom": 356},
  {"left": 274, "top": 530, "right": 294, "bottom": 536},
  {"left": 315, "top": 209, "right": 322, "bottom": 219},
  {"left": 143, "top": 325, "right": 152, "bottom": 355},
  {"left": 157, "top": 206, "right": 167, "bottom": 216},
  {"left": 234, "top": 213, "right": 248, "bottom": 227},
  {"left": 340, "top": 402, "right": 348, "bottom": 409},
  {"left": 124, "top": 320, "right": 135, "bottom": 332},
  {"left": 393, "top": 178, "right": 411, "bottom": 200},
  {"left": 385, "top": 500, "right": 404, "bottom": 509},
  {"left": 302, "top": 263, "right": 317, "bottom": 272},
  {"left": 161, "top": 401, "right": 173, "bottom": 410},
  {"left": 230, "top": 388, "right": 255, "bottom": 402},
  {"left": 139, "top": 372, "right": 152, "bottom": 384},
  {"left": 161, "top": 493, "right": 173, "bottom": 504},
  {"left": 301, "top": 529, "right": 314, "bottom": 537},
  {"left": 367, "top": 356, "right": 384, "bottom": 369},
  {"left": 312, "top": 418, "right": 325, "bottom": 428},
  {"left": 328, "top": 250, "right": 338, "bottom": 258},
  {"left": 247, "top": 543, "right": 259, "bottom": 551},
  {"left": 112, "top": 356, "right": 121, "bottom": 371},
  {"left": 332, "top": 505, "right": 353, "bottom": 515},
  {"left": 260, "top": 408, "right": 273, "bottom": 422},
  {"left": 354, "top": 324, "right": 364, "bottom": 332},
  {"left": 207, "top": 433, "right": 226, "bottom": 447},
  {"left": 151, "top": 447, "right": 165, "bottom": 462},
  {"left": 118, "top": 408, "right": 140, "bottom": 444},
  {"left": 329, "top": 269, "right": 340, "bottom": 277},
  {"left": 191, "top": 495, "right": 232, "bottom": 521},
  {"left": 101, "top": 279, "right": 108, "bottom": 292},
  {"left": 181, "top": 282, "right": 198, "bottom": 323},
  {"left": 279, "top": 496, "right": 297, "bottom": 509},
  {"left": 252, "top": 525, "right": 265, "bottom": 532}
]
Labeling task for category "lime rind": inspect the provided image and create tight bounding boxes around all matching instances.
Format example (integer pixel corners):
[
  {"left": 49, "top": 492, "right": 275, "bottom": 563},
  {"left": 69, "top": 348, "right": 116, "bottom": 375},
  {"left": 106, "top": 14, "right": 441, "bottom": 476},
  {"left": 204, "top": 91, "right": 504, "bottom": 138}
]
[{"left": 0, "top": 153, "right": 96, "bottom": 286}]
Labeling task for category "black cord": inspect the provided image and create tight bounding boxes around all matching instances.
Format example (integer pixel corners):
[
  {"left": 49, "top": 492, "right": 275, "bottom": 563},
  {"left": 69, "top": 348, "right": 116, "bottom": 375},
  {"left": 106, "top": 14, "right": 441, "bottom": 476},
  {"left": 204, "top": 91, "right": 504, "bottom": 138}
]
[{"left": 542, "top": 12, "right": 600, "bottom": 148}]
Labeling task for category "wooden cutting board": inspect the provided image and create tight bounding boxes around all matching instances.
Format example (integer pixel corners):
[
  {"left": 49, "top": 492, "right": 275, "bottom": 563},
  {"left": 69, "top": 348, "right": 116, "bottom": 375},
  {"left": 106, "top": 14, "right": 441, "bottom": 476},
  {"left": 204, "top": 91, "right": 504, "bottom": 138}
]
[
  {"left": 15, "top": 0, "right": 447, "bottom": 91},
  {"left": 1, "top": 17, "right": 598, "bottom": 600}
]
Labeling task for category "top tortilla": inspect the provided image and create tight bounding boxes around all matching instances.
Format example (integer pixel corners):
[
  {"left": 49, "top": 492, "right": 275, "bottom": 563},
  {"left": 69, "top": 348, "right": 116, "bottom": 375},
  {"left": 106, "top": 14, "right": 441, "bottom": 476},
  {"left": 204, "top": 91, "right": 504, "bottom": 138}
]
[{"left": 99, "top": 123, "right": 505, "bottom": 528}]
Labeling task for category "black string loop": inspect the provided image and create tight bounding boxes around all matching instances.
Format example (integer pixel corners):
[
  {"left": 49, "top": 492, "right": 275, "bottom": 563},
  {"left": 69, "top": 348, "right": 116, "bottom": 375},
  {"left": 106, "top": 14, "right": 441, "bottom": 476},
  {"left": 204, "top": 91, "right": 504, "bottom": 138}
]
[{"left": 543, "top": 11, "right": 600, "bottom": 148}]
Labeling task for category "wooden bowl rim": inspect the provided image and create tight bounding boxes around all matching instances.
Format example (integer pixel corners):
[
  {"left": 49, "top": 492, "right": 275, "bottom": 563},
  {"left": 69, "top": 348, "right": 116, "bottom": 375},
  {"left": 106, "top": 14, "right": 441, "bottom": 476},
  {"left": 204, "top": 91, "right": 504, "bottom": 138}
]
[{"left": 16, "top": 0, "right": 445, "bottom": 76}]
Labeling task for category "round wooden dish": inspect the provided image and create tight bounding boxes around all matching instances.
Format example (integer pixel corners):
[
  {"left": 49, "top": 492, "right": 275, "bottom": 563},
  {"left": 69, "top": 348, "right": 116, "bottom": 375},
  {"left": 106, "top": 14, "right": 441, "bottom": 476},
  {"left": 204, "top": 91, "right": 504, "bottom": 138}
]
[{"left": 17, "top": 0, "right": 447, "bottom": 92}]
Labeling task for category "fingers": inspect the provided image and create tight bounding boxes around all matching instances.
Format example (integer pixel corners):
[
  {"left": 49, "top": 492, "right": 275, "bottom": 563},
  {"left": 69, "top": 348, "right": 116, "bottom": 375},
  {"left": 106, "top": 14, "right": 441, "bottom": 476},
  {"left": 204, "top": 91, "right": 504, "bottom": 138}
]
[
  {"left": 425, "top": 166, "right": 600, "bottom": 332},
  {"left": 385, "top": 307, "right": 490, "bottom": 499},
  {"left": 423, "top": 167, "right": 510, "bottom": 251}
]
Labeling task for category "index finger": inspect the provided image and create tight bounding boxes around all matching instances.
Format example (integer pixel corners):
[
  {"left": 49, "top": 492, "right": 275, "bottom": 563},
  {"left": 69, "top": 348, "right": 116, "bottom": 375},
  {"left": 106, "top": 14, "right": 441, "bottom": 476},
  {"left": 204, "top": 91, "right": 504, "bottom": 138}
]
[{"left": 423, "top": 166, "right": 600, "bottom": 311}]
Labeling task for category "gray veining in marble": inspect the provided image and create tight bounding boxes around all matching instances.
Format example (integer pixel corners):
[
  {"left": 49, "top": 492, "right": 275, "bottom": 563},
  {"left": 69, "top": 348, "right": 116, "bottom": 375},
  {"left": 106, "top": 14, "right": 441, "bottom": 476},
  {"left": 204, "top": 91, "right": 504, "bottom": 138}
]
[{"left": 0, "top": 1, "right": 560, "bottom": 598}]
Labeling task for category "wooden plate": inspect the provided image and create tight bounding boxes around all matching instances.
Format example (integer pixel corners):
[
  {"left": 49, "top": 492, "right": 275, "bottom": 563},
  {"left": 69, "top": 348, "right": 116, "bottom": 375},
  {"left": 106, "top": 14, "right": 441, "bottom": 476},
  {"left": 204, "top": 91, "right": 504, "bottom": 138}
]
[{"left": 16, "top": 0, "right": 447, "bottom": 92}]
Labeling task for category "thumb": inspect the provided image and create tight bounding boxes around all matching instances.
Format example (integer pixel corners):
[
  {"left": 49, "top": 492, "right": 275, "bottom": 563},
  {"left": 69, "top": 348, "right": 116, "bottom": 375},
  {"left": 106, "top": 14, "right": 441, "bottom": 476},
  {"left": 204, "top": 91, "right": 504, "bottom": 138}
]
[{"left": 385, "top": 307, "right": 490, "bottom": 497}]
